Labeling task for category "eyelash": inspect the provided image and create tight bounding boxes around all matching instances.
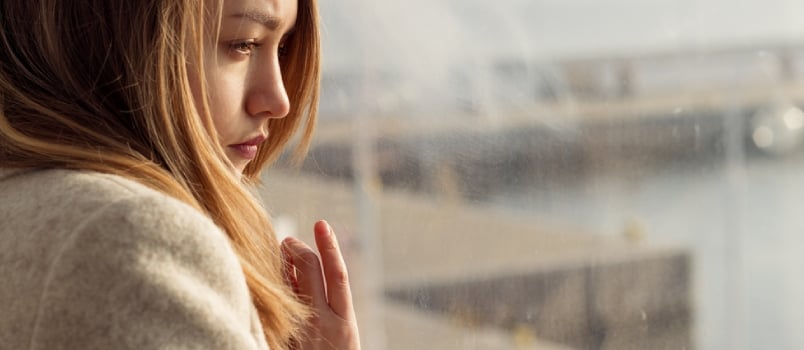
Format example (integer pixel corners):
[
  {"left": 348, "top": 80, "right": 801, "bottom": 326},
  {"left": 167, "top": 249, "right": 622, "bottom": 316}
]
[
  {"left": 230, "top": 40, "right": 260, "bottom": 55},
  {"left": 229, "top": 40, "right": 289, "bottom": 58}
]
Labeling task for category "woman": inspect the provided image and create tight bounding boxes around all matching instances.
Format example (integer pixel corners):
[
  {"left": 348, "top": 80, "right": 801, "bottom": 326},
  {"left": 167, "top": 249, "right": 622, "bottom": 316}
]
[{"left": 0, "top": 0, "right": 360, "bottom": 349}]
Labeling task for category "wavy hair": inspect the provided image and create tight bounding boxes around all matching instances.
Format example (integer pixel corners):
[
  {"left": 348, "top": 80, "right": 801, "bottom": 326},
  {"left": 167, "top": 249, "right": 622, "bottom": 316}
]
[{"left": 0, "top": 0, "right": 320, "bottom": 348}]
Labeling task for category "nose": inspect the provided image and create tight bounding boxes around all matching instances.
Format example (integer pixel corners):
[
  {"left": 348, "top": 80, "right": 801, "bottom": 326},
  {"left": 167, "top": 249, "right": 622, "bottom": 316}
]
[{"left": 244, "top": 59, "right": 291, "bottom": 120}]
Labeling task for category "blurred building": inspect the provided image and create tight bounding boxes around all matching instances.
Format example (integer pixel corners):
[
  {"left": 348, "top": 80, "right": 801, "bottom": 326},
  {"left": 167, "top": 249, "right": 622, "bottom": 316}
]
[{"left": 276, "top": 1, "right": 804, "bottom": 349}]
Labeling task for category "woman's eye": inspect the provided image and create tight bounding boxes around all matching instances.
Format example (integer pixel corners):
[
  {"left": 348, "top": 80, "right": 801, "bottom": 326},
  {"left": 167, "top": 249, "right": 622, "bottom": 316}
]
[
  {"left": 227, "top": 39, "right": 288, "bottom": 60},
  {"left": 229, "top": 41, "right": 259, "bottom": 56}
]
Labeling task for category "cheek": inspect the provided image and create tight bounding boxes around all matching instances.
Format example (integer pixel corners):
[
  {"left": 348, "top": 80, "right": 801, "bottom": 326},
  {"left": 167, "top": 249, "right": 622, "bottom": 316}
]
[{"left": 206, "top": 72, "right": 247, "bottom": 144}]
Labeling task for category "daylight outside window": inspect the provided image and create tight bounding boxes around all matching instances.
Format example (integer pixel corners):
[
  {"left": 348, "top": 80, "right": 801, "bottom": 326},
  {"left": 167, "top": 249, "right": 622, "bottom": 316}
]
[{"left": 262, "top": 1, "right": 804, "bottom": 349}]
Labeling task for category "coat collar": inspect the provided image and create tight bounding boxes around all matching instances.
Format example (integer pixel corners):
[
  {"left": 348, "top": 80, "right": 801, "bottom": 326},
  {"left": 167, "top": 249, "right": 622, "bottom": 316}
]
[{"left": 0, "top": 168, "right": 36, "bottom": 182}]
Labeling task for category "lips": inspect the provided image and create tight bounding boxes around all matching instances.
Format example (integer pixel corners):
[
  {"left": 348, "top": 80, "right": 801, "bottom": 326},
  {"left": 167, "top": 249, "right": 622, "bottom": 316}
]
[{"left": 229, "top": 135, "right": 266, "bottom": 160}]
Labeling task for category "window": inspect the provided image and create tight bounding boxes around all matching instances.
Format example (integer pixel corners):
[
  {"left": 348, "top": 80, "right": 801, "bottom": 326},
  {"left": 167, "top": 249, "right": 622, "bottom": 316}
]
[{"left": 264, "top": 1, "right": 804, "bottom": 348}]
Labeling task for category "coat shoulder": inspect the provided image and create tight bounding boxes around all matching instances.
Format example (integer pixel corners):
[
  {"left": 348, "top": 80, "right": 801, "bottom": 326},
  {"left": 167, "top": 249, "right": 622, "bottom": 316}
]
[{"left": 0, "top": 169, "right": 267, "bottom": 350}]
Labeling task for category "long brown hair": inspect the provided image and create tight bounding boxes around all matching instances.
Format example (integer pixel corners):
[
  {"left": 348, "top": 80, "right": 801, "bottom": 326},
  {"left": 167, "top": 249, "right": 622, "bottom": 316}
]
[{"left": 0, "top": 0, "right": 319, "bottom": 348}]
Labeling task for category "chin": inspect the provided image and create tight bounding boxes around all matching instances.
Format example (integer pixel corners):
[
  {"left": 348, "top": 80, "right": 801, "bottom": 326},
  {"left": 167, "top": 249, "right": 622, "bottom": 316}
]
[
  {"left": 221, "top": 160, "right": 246, "bottom": 178},
  {"left": 234, "top": 162, "right": 249, "bottom": 175}
]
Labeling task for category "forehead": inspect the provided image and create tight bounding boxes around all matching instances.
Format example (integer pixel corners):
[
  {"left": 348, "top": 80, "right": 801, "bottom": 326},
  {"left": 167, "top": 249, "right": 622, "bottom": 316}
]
[{"left": 222, "top": 0, "right": 297, "bottom": 19}]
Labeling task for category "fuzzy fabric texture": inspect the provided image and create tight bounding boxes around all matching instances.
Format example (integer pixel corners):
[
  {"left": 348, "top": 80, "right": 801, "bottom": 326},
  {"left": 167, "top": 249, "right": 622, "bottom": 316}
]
[{"left": 0, "top": 168, "right": 270, "bottom": 349}]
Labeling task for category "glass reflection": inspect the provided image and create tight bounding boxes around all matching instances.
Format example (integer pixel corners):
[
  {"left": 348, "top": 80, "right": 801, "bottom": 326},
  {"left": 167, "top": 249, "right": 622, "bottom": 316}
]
[{"left": 263, "top": 1, "right": 804, "bottom": 349}]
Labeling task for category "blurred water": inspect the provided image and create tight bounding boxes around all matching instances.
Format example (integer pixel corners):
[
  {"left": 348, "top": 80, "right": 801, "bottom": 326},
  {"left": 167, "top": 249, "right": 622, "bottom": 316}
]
[
  {"left": 490, "top": 153, "right": 804, "bottom": 349},
  {"left": 316, "top": 1, "right": 804, "bottom": 348}
]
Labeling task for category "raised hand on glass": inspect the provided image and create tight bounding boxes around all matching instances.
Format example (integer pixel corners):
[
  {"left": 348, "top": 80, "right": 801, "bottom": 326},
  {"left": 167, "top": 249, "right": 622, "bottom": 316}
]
[{"left": 282, "top": 220, "right": 361, "bottom": 350}]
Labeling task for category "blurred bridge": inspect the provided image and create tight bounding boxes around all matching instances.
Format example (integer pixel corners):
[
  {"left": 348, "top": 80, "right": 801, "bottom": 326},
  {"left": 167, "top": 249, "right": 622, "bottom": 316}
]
[{"left": 305, "top": 43, "right": 804, "bottom": 199}]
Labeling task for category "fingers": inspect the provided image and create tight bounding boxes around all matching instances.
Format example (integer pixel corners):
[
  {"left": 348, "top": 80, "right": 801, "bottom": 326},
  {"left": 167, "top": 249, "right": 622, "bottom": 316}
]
[
  {"left": 282, "top": 222, "right": 361, "bottom": 350},
  {"left": 281, "top": 220, "right": 356, "bottom": 323},
  {"left": 313, "top": 220, "right": 355, "bottom": 321},
  {"left": 281, "top": 236, "right": 327, "bottom": 310}
]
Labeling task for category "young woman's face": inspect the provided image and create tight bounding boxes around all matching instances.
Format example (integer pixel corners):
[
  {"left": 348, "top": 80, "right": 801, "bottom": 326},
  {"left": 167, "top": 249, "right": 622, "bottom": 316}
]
[{"left": 196, "top": 0, "right": 298, "bottom": 173}]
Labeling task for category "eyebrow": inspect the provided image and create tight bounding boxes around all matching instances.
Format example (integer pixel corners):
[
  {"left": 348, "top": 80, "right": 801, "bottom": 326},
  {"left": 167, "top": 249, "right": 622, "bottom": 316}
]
[{"left": 230, "top": 10, "right": 283, "bottom": 31}]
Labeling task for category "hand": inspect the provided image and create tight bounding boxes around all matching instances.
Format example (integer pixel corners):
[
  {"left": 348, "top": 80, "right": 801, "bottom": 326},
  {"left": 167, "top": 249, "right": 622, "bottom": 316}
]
[{"left": 281, "top": 220, "right": 361, "bottom": 350}]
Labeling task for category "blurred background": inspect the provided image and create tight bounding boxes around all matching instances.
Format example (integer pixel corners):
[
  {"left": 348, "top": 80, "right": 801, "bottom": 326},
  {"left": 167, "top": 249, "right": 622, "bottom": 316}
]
[{"left": 260, "top": 0, "right": 804, "bottom": 348}]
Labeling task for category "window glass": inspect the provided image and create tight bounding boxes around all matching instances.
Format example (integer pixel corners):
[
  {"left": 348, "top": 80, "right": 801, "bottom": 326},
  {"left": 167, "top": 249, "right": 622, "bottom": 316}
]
[{"left": 263, "top": 1, "right": 804, "bottom": 348}]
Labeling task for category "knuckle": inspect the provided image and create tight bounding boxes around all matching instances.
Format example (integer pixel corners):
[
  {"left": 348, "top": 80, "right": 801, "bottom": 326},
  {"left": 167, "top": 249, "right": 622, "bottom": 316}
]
[
  {"left": 331, "top": 268, "right": 349, "bottom": 286},
  {"left": 325, "top": 236, "right": 340, "bottom": 250}
]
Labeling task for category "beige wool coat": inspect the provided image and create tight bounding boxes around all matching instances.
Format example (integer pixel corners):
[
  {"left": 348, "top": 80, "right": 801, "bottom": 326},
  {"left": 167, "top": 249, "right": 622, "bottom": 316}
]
[{"left": 0, "top": 168, "right": 271, "bottom": 349}]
